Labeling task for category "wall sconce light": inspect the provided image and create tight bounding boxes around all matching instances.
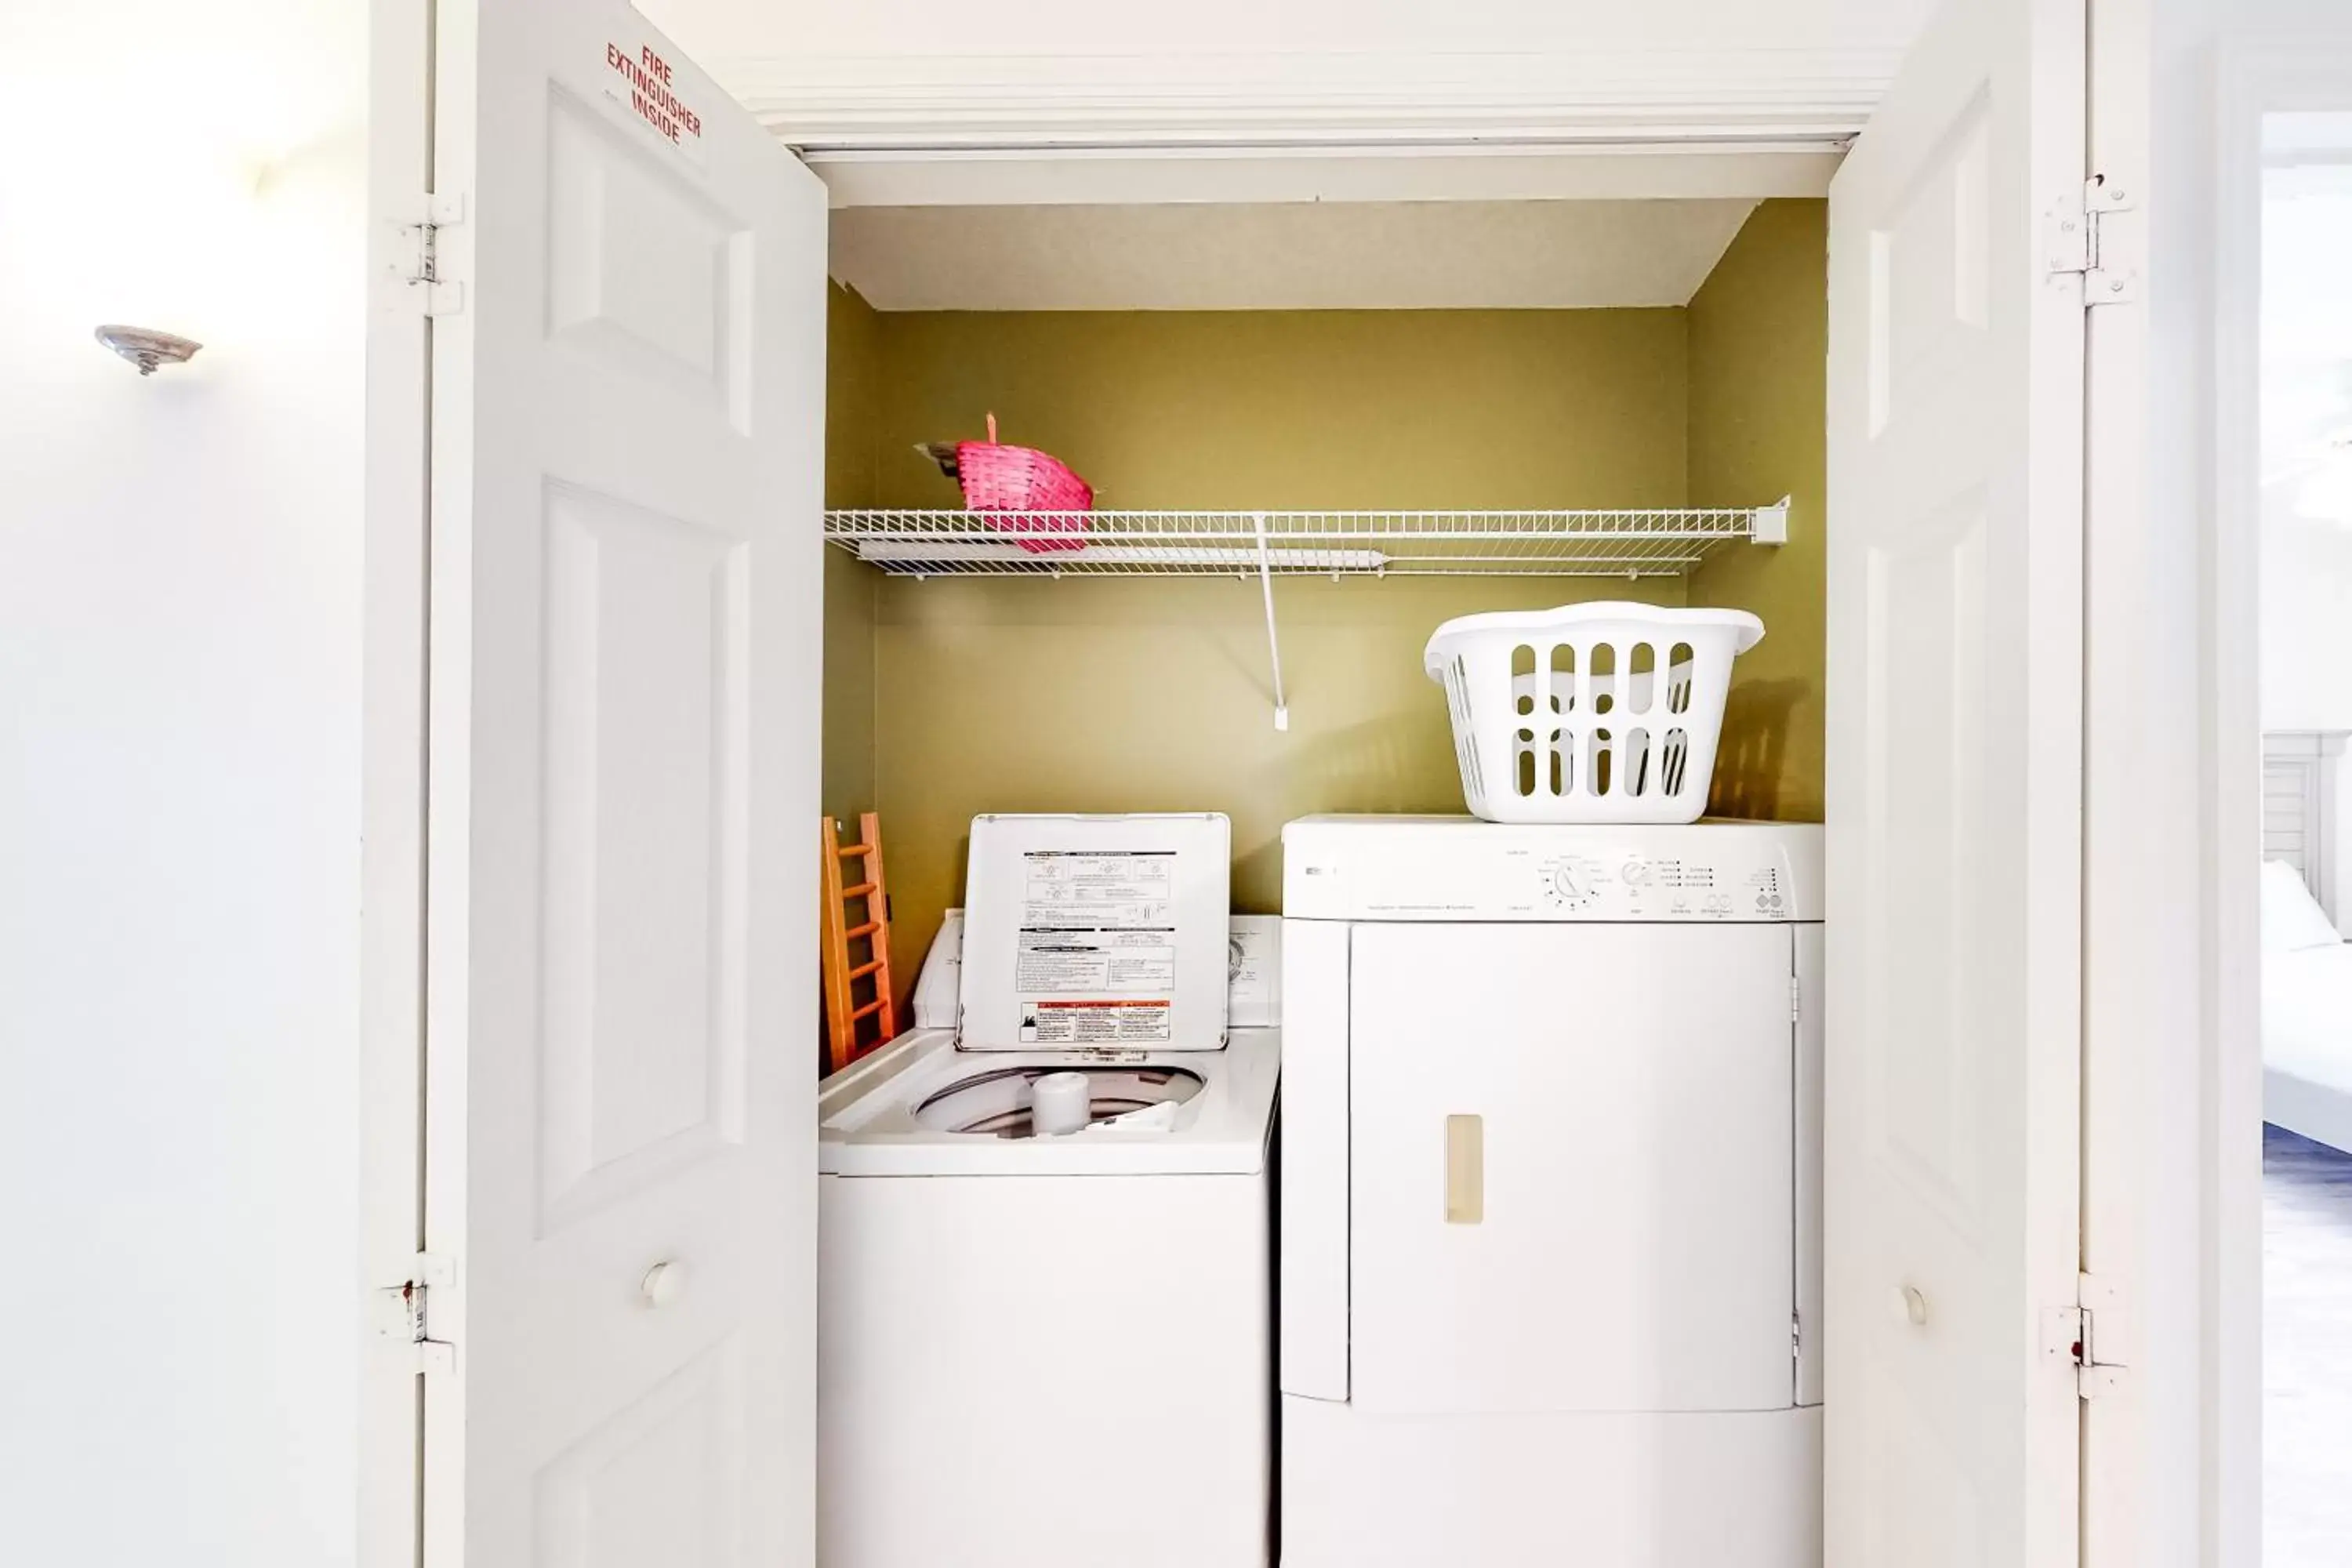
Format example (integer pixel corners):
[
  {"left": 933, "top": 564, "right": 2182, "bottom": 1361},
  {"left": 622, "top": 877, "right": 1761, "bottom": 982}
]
[{"left": 94, "top": 325, "right": 202, "bottom": 376}]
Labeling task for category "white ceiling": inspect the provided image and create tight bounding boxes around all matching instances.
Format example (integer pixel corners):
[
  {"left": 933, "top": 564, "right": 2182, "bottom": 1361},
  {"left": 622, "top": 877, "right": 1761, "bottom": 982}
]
[{"left": 831, "top": 198, "right": 1761, "bottom": 312}]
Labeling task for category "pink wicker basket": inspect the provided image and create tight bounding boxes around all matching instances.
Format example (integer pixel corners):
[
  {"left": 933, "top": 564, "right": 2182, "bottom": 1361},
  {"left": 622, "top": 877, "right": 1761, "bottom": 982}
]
[{"left": 956, "top": 414, "right": 1092, "bottom": 554}]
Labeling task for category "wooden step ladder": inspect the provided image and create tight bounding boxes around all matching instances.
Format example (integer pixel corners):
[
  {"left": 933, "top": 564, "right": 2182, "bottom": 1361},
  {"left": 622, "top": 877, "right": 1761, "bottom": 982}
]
[{"left": 822, "top": 811, "right": 897, "bottom": 1075}]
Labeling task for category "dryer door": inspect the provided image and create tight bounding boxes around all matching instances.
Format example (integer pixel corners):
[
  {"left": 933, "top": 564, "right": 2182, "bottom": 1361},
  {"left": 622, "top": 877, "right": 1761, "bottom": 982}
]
[{"left": 1349, "top": 921, "right": 1795, "bottom": 1414}]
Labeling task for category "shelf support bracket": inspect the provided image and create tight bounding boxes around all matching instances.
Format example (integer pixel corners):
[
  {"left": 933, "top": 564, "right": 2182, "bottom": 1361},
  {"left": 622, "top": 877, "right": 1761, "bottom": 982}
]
[
  {"left": 1754, "top": 497, "right": 1791, "bottom": 546},
  {"left": 1253, "top": 512, "right": 1289, "bottom": 731}
]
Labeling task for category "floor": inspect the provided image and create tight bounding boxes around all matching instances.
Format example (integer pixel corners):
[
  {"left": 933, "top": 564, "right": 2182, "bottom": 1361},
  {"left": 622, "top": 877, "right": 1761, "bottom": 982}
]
[{"left": 2264, "top": 1123, "right": 2352, "bottom": 1566}]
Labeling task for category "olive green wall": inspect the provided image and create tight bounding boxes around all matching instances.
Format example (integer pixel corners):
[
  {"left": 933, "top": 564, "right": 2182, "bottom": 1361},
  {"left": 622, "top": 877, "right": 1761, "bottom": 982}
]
[
  {"left": 857, "top": 309, "right": 1694, "bottom": 997},
  {"left": 868, "top": 310, "right": 1688, "bottom": 511},
  {"left": 1687, "top": 199, "right": 1829, "bottom": 823},
  {"left": 823, "top": 281, "right": 881, "bottom": 827},
  {"left": 873, "top": 575, "right": 1683, "bottom": 988},
  {"left": 822, "top": 205, "right": 1828, "bottom": 1007}
]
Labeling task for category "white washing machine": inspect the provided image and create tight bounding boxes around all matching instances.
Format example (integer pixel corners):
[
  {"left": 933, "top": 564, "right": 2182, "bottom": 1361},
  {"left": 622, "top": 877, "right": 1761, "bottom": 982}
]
[
  {"left": 1279, "top": 815, "right": 1823, "bottom": 1568},
  {"left": 818, "top": 813, "right": 1280, "bottom": 1568}
]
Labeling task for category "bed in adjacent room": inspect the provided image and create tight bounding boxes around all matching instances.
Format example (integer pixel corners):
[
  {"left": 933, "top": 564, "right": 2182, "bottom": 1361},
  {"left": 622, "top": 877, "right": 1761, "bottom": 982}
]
[{"left": 2264, "top": 731, "right": 2352, "bottom": 1155}]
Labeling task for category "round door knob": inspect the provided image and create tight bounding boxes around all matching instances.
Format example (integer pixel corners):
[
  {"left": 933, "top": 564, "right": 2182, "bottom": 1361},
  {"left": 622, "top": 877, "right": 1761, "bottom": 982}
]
[
  {"left": 641, "top": 1260, "right": 686, "bottom": 1308},
  {"left": 1889, "top": 1285, "right": 1929, "bottom": 1327}
]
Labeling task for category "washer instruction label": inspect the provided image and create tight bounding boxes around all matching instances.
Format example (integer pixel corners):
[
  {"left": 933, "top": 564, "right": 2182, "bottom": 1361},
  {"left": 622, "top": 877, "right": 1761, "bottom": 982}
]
[{"left": 1015, "top": 850, "right": 1177, "bottom": 1044}]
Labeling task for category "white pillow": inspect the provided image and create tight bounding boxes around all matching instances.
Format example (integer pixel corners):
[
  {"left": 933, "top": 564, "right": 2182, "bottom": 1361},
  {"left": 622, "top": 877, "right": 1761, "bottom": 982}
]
[{"left": 2261, "top": 859, "right": 2342, "bottom": 953}]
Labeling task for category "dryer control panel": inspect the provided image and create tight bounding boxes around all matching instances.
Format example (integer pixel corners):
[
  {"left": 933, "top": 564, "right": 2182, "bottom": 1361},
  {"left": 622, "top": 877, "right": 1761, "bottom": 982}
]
[{"left": 1282, "top": 815, "right": 1822, "bottom": 923}]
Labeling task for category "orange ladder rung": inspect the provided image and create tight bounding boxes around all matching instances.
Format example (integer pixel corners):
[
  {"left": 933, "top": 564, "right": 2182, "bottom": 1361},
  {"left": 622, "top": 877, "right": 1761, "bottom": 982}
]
[
  {"left": 842, "top": 920, "right": 880, "bottom": 940},
  {"left": 848, "top": 998, "right": 887, "bottom": 1022},
  {"left": 842, "top": 881, "right": 877, "bottom": 898},
  {"left": 848, "top": 958, "right": 884, "bottom": 981}
]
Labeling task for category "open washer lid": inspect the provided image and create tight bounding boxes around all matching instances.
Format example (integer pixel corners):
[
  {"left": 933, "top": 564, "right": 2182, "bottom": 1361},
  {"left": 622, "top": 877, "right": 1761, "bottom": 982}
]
[{"left": 958, "top": 812, "right": 1232, "bottom": 1052}]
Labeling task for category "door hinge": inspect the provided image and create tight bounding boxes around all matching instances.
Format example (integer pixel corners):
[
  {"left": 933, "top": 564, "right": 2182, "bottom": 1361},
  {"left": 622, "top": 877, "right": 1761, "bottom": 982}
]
[
  {"left": 2045, "top": 175, "right": 2136, "bottom": 305},
  {"left": 1791, "top": 1312, "right": 1804, "bottom": 1359},
  {"left": 1790, "top": 975, "right": 1803, "bottom": 1024},
  {"left": 391, "top": 192, "right": 466, "bottom": 318},
  {"left": 373, "top": 1252, "right": 456, "bottom": 1376},
  {"left": 2045, "top": 1271, "right": 2128, "bottom": 1398}
]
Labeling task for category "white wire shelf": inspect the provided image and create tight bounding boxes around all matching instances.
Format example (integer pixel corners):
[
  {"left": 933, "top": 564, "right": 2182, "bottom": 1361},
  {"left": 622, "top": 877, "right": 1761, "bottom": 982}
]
[
  {"left": 824, "top": 503, "right": 1789, "bottom": 732},
  {"left": 822, "top": 504, "right": 1788, "bottom": 579}
]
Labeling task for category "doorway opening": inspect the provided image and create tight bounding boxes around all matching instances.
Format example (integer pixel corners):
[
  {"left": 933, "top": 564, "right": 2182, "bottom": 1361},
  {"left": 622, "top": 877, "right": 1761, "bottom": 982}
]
[{"left": 2254, "top": 107, "right": 2352, "bottom": 1566}]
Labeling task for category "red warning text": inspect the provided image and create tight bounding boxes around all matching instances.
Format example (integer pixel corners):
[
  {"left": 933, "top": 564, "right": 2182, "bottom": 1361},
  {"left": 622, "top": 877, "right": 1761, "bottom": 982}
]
[{"left": 604, "top": 42, "right": 703, "bottom": 148}]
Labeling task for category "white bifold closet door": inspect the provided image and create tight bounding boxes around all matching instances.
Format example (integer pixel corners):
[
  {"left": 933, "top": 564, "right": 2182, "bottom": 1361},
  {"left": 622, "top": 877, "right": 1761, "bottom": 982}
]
[
  {"left": 1825, "top": 0, "right": 2089, "bottom": 1563},
  {"left": 418, "top": 1, "right": 828, "bottom": 1563}
]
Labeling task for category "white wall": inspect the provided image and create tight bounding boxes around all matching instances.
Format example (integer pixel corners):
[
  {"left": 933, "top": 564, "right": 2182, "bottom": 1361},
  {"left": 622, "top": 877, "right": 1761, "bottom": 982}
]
[
  {"left": 0, "top": 5, "right": 368, "bottom": 1563},
  {"left": 2259, "top": 153, "right": 2352, "bottom": 920}
]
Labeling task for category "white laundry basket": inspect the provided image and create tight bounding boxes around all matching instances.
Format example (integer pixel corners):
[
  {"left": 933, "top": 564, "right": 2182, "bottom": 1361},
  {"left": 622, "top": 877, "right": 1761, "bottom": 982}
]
[{"left": 1425, "top": 602, "right": 1764, "bottom": 825}]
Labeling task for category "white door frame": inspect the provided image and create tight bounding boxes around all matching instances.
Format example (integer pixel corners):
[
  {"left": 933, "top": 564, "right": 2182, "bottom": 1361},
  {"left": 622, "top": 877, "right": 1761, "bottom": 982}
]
[
  {"left": 358, "top": 0, "right": 434, "bottom": 1561},
  {"left": 2205, "top": 30, "right": 2352, "bottom": 1568},
  {"left": 2080, "top": 5, "right": 2167, "bottom": 1566}
]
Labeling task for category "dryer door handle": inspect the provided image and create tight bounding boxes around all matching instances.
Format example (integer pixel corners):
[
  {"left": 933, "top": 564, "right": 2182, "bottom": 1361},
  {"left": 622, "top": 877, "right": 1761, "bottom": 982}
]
[{"left": 1445, "top": 1114, "right": 1484, "bottom": 1225}]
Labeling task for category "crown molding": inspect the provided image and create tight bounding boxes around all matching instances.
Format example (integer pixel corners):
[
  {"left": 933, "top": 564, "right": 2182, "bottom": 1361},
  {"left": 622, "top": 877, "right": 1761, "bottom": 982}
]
[
  {"left": 804, "top": 143, "right": 1842, "bottom": 208},
  {"left": 710, "top": 49, "right": 1900, "bottom": 151}
]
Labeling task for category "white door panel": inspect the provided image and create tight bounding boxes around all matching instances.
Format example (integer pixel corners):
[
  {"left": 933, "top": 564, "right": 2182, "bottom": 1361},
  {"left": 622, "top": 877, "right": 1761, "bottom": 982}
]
[
  {"left": 423, "top": 2, "right": 827, "bottom": 1563},
  {"left": 1348, "top": 922, "right": 1796, "bottom": 1416},
  {"left": 535, "top": 483, "right": 750, "bottom": 1233},
  {"left": 1826, "top": 0, "right": 2085, "bottom": 1561}
]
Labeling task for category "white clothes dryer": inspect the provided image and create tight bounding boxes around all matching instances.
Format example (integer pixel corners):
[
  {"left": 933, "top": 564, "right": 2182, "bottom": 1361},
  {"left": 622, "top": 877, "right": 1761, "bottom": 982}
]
[
  {"left": 818, "top": 814, "right": 1279, "bottom": 1568},
  {"left": 1279, "top": 815, "right": 1824, "bottom": 1568}
]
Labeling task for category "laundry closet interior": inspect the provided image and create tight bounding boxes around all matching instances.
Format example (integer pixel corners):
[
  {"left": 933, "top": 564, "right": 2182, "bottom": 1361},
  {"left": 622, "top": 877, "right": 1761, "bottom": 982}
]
[
  {"left": 811, "top": 194, "right": 1831, "bottom": 1015},
  {"left": 353, "top": 0, "right": 2124, "bottom": 1554}
]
